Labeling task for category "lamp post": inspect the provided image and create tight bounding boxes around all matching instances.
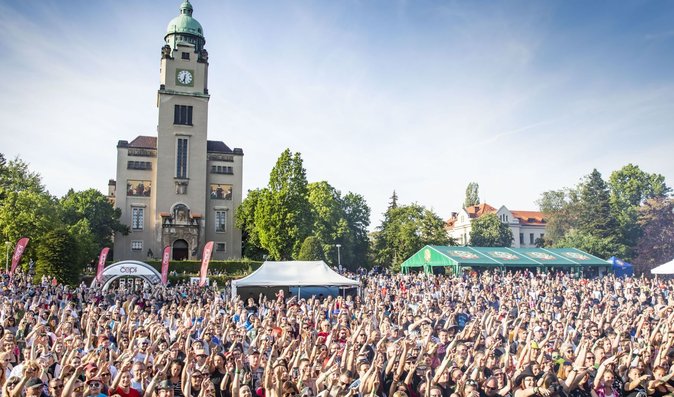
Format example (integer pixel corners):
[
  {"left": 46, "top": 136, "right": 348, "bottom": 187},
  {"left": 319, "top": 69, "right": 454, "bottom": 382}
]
[
  {"left": 335, "top": 244, "right": 341, "bottom": 269},
  {"left": 4, "top": 241, "right": 11, "bottom": 274}
]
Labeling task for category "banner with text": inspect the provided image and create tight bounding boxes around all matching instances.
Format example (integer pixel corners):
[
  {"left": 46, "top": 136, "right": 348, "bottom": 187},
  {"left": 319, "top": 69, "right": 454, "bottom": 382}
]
[
  {"left": 161, "top": 246, "right": 171, "bottom": 285},
  {"left": 199, "top": 241, "right": 214, "bottom": 287},
  {"left": 9, "top": 237, "right": 29, "bottom": 278},
  {"left": 96, "top": 247, "right": 110, "bottom": 283}
]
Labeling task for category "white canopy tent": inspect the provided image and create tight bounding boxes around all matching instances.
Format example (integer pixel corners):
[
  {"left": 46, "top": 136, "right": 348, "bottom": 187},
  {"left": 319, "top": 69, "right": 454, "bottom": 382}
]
[
  {"left": 230, "top": 261, "right": 359, "bottom": 298},
  {"left": 651, "top": 259, "right": 674, "bottom": 275}
]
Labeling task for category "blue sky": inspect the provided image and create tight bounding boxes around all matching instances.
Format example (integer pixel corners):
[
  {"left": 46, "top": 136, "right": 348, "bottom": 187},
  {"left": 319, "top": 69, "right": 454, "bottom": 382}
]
[{"left": 1, "top": 0, "right": 673, "bottom": 227}]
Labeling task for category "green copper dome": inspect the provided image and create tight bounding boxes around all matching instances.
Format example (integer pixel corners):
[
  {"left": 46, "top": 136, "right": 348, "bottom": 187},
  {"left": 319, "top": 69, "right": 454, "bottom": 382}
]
[{"left": 166, "top": 1, "right": 204, "bottom": 38}]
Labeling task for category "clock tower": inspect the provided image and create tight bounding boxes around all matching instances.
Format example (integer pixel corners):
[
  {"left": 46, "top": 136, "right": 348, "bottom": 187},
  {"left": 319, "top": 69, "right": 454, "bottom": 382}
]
[
  {"left": 154, "top": 0, "right": 210, "bottom": 258},
  {"left": 112, "top": 1, "right": 243, "bottom": 263}
]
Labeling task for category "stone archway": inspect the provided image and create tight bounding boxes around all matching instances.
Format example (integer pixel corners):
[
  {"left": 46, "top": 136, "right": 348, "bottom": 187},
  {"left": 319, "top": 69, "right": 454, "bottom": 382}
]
[
  {"left": 173, "top": 239, "right": 189, "bottom": 260},
  {"left": 92, "top": 260, "right": 163, "bottom": 291}
]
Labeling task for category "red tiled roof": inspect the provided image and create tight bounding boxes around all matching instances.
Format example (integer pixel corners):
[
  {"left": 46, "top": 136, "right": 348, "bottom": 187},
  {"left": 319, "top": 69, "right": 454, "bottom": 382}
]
[
  {"left": 465, "top": 203, "right": 497, "bottom": 218},
  {"left": 445, "top": 203, "right": 496, "bottom": 228},
  {"left": 129, "top": 136, "right": 157, "bottom": 149},
  {"left": 511, "top": 210, "right": 546, "bottom": 226},
  {"left": 446, "top": 204, "right": 545, "bottom": 228}
]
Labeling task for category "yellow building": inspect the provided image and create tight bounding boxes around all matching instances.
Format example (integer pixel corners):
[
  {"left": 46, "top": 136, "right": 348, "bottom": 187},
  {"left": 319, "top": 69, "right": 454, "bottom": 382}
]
[{"left": 109, "top": 1, "right": 243, "bottom": 261}]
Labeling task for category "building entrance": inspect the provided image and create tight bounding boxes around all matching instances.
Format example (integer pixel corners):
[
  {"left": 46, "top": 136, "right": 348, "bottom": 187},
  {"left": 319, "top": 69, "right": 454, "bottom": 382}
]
[{"left": 173, "top": 239, "right": 189, "bottom": 260}]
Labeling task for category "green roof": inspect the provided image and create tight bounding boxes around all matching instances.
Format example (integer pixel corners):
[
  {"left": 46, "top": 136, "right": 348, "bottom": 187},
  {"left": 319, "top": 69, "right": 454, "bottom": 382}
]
[
  {"left": 166, "top": 1, "right": 204, "bottom": 38},
  {"left": 401, "top": 245, "right": 610, "bottom": 270}
]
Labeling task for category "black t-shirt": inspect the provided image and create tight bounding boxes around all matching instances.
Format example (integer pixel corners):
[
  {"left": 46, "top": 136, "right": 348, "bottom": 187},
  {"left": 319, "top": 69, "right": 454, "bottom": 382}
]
[{"left": 210, "top": 370, "right": 225, "bottom": 397}]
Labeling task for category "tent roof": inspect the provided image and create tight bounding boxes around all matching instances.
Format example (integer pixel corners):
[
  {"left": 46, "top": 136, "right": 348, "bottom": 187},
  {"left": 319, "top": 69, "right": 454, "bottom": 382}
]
[
  {"left": 651, "top": 259, "right": 674, "bottom": 275},
  {"left": 607, "top": 256, "right": 633, "bottom": 269},
  {"left": 232, "top": 261, "right": 360, "bottom": 288},
  {"left": 401, "top": 246, "right": 610, "bottom": 268}
]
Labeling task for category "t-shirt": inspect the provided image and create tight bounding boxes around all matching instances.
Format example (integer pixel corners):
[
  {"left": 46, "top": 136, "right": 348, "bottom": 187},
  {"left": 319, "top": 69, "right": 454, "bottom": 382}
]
[{"left": 112, "top": 386, "right": 142, "bottom": 397}]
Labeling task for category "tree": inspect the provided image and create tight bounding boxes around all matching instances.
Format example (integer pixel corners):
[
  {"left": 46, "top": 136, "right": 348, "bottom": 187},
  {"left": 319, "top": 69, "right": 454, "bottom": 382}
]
[
  {"left": 297, "top": 236, "right": 326, "bottom": 261},
  {"left": 536, "top": 189, "right": 580, "bottom": 244},
  {"left": 577, "top": 169, "right": 617, "bottom": 238},
  {"left": 372, "top": 202, "right": 450, "bottom": 270},
  {"left": 464, "top": 182, "right": 480, "bottom": 207},
  {"left": 235, "top": 189, "right": 268, "bottom": 260},
  {"left": 0, "top": 155, "right": 58, "bottom": 266},
  {"left": 254, "top": 149, "right": 312, "bottom": 260},
  {"left": 59, "top": 188, "right": 128, "bottom": 252},
  {"left": 308, "top": 181, "right": 344, "bottom": 259},
  {"left": 469, "top": 213, "right": 513, "bottom": 247},
  {"left": 0, "top": 190, "right": 59, "bottom": 262},
  {"left": 571, "top": 169, "right": 627, "bottom": 258},
  {"left": 66, "top": 218, "right": 98, "bottom": 268},
  {"left": 555, "top": 230, "right": 623, "bottom": 260},
  {"left": 0, "top": 155, "right": 46, "bottom": 198},
  {"left": 608, "top": 164, "right": 671, "bottom": 259},
  {"left": 388, "top": 191, "right": 398, "bottom": 209},
  {"left": 633, "top": 198, "right": 674, "bottom": 274},
  {"left": 35, "top": 228, "right": 80, "bottom": 285},
  {"left": 341, "top": 192, "right": 371, "bottom": 268},
  {"left": 235, "top": 154, "right": 371, "bottom": 266}
]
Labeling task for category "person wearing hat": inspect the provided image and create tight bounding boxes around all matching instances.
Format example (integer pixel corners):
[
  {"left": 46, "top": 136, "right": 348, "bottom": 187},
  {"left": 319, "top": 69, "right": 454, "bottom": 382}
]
[
  {"left": 84, "top": 377, "right": 107, "bottom": 397},
  {"left": 514, "top": 367, "right": 551, "bottom": 397},
  {"left": 23, "top": 377, "right": 44, "bottom": 397},
  {"left": 156, "top": 380, "right": 175, "bottom": 397}
]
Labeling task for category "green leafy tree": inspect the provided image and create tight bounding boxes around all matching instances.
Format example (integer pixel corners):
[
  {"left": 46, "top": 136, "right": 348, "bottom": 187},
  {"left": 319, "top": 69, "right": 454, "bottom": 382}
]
[
  {"left": 308, "top": 181, "right": 344, "bottom": 258},
  {"left": 65, "top": 218, "right": 98, "bottom": 269},
  {"left": 0, "top": 155, "right": 46, "bottom": 198},
  {"left": 633, "top": 198, "right": 674, "bottom": 274},
  {"left": 0, "top": 190, "right": 59, "bottom": 262},
  {"left": 59, "top": 188, "right": 128, "bottom": 253},
  {"left": 536, "top": 189, "right": 580, "bottom": 244},
  {"left": 469, "top": 213, "right": 513, "bottom": 247},
  {"left": 297, "top": 236, "right": 326, "bottom": 261},
  {"left": 36, "top": 228, "right": 80, "bottom": 285},
  {"left": 0, "top": 155, "right": 58, "bottom": 268},
  {"left": 235, "top": 189, "right": 268, "bottom": 260},
  {"left": 373, "top": 202, "right": 449, "bottom": 270},
  {"left": 255, "top": 149, "right": 312, "bottom": 260},
  {"left": 608, "top": 164, "right": 671, "bottom": 259},
  {"left": 464, "top": 182, "right": 480, "bottom": 207},
  {"left": 555, "top": 230, "right": 623, "bottom": 260},
  {"left": 341, "top": 192, "right": 371, "bottom": 268}
]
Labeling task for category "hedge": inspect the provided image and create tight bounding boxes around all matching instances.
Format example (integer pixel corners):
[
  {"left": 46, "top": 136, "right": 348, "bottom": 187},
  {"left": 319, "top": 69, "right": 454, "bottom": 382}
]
[{"left": 142, "top": 259, "right": 262, "bottom": 276}]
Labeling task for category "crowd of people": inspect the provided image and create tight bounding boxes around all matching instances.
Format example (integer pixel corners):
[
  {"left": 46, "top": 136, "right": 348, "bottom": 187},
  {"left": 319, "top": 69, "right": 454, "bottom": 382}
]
[{"left": 1, "top": 269, "right": 674, "bottom": 397}]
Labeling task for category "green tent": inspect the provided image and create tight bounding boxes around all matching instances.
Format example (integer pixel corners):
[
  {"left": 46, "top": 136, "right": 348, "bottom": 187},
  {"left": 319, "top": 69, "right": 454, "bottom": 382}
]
[{"left": 400, "top": 245, "right": 610, "bottom": 274}]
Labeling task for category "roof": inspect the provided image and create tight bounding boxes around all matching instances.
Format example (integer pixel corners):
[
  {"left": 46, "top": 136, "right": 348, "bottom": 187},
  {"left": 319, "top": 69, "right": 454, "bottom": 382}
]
[
  {"left": 128, "top": 136, "right": 157, "bottom": 149},
  {"left": 466, "top": 203, "right": 497, "bottom": 218},
  {"left": 207, "top": 140, "right": 233, "bottom": 153},
  {"left": 511, "top": 210, "right": 546, "bottom": 226},
  {"left": 401, "top": 245, "right": 610, "bottom": 269},
  {"left": 231, "top": 261, "right": 359, "bottom": 296},
  {"left": 166, "top": 1, "right": 204, "bottom": 38},
  {"left": 446, "top": 203, "right": 497, "bottom": 228},
  {"left": 446, "top": 204, "right": 546, "bottom": 228}
]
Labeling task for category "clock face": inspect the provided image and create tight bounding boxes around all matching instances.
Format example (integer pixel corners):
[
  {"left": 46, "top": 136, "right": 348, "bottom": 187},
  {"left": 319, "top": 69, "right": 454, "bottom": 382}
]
[{"left": 176, "top": 69, "right": 193, "bottom": 85}]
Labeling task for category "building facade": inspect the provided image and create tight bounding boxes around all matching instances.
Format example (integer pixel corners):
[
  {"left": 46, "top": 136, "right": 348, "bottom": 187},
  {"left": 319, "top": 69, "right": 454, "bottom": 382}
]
[
  {"left": 110, "top": 1, "right": 243, "bottom": 261},
  {"left": 446, "top": 203, "right": 547, "bottom": 248}
]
